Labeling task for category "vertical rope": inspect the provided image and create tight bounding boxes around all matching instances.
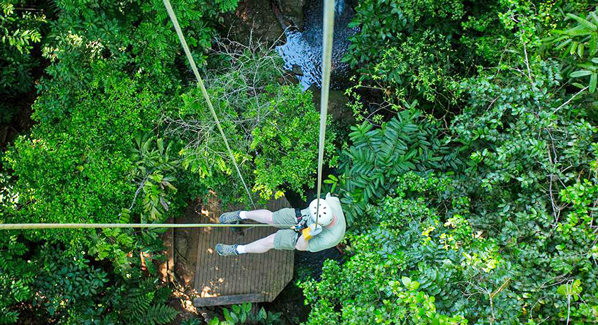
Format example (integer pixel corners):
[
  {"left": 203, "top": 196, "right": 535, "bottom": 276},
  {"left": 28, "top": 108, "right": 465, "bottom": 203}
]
[
  {"left": 315, "top": 0, "right": 336, "bottom": 226},
  {"left": 162, "top": 0, "right": 255, "bottom": 208}
]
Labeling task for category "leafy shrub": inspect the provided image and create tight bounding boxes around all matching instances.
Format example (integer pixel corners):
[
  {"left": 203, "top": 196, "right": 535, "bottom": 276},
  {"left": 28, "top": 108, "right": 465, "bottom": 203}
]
[
  {"left": 131, "top": 134, "right": 181, "bottom": 223},
  {"left": 306, "top": 164, "right": 598, "bottom": 323},
  {"left": 4, "top": 66, "right": 163, "bottom": 246},
  {"left": 208, "top": 302, "right": 282, "bottom": 324},
  {"left": 331, "top": 109, "right": 457, "bottom": 226},
  {"left": 310, "top": 56, "right": 598, "bottom": 323},
  {"left": 0, "top": 0, "right": 47, "bottom": 128},
  {"left": 0, "top": 229, "right": 177, "bottom": 324},
  {"left": 0, "top": 235, "right": 36, "bottom": 324},
  {"left": 448, "top": 59, "right": 598, "bottom": 322},
  {"left": 2, "top": 0, "right": 239, "bottom": 253},
  {"left": 167, "top": 42, "right": 335, "bottom": 203},
  {"left": 343, "top": 0, "right": 593, "bottom": 122},
  {"left": 343, "top": 0, "right": 514, "bottom": 116},
  {"left": 0, "top": 0, "right": 45, "bottom": 96},
  {"left": 544, "top": 6, "right": 598, "bottom": 98}
]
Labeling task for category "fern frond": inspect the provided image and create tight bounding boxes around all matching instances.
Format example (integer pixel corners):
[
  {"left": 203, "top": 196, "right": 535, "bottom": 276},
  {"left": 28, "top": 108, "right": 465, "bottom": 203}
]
[
  {"left": 141, "top": 304, "right": 178, "bottom": 325},
  {"left": 0, "top": 309, "right": 19, "bottom": 324},
  {"left": 125, "top": 291, "right": 154, "bottom": 319}
]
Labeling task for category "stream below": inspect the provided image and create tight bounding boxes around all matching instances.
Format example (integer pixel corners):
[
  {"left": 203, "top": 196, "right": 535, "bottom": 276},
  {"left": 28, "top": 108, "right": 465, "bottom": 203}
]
[{"left": 275, "top": 0, "right": 358, "bottom": 90}]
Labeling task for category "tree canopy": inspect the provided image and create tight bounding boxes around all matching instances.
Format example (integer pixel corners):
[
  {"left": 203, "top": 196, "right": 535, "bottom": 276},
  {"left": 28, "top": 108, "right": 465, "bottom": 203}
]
[{"left": 1, "top": 0, "right": 597, "bottom": 324}]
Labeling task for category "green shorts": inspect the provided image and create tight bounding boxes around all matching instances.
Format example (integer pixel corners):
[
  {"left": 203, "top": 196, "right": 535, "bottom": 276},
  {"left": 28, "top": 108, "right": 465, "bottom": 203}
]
[{"left": 272, "top": 208, "right": 298, "bottom": 250}]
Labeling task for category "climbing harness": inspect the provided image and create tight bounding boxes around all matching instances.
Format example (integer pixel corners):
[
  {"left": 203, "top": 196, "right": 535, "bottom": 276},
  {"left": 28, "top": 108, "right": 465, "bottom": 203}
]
[
  {"left": 292, "top": 208, "right": 310, "bottom": 232},
  {"left": 0, "top": 0, "right": 336, "bottom": 231}
]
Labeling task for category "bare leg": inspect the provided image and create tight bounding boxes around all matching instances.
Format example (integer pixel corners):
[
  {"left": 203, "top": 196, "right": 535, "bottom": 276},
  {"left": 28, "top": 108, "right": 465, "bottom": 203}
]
[
  {"left": 244, "top": 209, "right": 274, "bottom": 224},
  {"left": 243, "top": 233, "right": 276, "bottom": 254}
]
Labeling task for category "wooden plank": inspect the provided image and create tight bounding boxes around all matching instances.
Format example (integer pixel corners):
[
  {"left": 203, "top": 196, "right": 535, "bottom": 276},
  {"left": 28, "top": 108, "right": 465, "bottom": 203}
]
[
  {"left": 193, "top": 293, "right": 267, "bottom": 307},
  {"left": 190, "top": 195, "right": 294, "bottom": 307}
]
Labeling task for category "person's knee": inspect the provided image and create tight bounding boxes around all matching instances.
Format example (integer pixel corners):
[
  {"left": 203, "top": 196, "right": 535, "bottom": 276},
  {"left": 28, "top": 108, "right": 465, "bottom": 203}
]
[
  {"left": 295, "top": 236, "right": 308, "bottom": 251},
  {"left": 264, "top": 211, "right": 274, "bottom": 224},
  {"left": 258, "top": 210, "right": 274, "bottom": 224},
  {"left": 265, "top": 234, "right": 276, "bottom": 247}
]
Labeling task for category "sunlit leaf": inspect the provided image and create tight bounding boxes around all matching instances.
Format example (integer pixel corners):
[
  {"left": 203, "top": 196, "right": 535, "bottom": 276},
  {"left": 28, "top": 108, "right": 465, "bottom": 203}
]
[{"left": 570, "top": 70, "right": 592, "bottom": 78}]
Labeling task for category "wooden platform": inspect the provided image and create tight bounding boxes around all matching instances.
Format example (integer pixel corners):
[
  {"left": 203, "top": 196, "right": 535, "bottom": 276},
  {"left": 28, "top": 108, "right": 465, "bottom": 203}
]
[{"left": 173, "top": 196, "right": 294, "bottom": 307}]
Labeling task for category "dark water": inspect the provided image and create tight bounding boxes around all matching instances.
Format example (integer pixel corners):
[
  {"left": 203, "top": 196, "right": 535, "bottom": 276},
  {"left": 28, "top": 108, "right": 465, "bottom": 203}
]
[{"left": 276, "top": 0, "right": 358, "bottom": 90}]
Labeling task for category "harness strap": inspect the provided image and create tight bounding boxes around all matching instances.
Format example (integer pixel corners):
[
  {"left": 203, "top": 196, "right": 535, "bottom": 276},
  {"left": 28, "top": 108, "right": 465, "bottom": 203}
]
[{"left": 293, "top": 208, "right": 309, "bottom": 232}]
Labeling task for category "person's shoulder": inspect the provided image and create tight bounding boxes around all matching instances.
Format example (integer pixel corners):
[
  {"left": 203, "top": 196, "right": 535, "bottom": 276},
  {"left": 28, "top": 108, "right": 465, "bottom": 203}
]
[
  {"left": 325, "top": 193, "right": 346, "bottom": 224},
  {"left": 325, "top": 193, "right": 342, "bottom": 212}
]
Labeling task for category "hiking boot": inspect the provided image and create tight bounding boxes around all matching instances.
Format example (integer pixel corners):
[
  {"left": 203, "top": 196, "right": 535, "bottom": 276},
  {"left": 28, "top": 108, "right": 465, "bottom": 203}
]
[
  {"left": 215, "top": 244, "right": 239, "bottom": 256},
  {"left": 219, "top": 210, "right": 242, "bottom": 224}
]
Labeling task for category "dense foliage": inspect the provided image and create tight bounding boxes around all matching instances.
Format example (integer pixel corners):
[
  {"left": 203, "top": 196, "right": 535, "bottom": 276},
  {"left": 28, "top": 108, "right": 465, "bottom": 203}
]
[
  {"left": 333, "top": 109, "right": 457, "bottom": 225},
  {"left": 1, "top": 0, "right": 247, "bottom": 322},
  {"left": 0, "top": 0, "right": 47, "bottom": 135},
  {"left": 167, "top": 42, "right": 335, "bottom": 202},
  {"left": 301, "top": 1, "right": 598, "bottom": 324},
  {"left": 343, "top": 0, "right": 594, "bottom": 121},
  {"left": 2, "top": 0, "right": 598, "bottom": 324},
  {"left": 0, "top": 1, "right": 45, "bottom": 96},
  {"left": 305, "top": 76, "right": 598, "bottom": 319},
  {"left": 207, "top": 302, "right": 282, "bottom": 324}
]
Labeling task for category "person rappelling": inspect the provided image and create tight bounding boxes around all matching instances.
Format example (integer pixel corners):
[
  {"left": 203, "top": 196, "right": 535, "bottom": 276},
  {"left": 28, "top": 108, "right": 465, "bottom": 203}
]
[{"left": 215, "top": 193, "right": 346, "bottom": 256}]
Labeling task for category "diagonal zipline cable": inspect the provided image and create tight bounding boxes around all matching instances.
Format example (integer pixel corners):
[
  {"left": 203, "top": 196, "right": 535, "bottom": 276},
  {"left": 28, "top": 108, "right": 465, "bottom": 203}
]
[
  {"left": 162, "top": 0, "right": 255, "bottom": 209},
  {"left": 314, "top": 0, "right": 335, "bottom": 227}
]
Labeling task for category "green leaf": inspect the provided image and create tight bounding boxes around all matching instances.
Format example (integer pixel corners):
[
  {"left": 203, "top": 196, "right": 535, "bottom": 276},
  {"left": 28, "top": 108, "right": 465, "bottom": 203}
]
[
  {"left": 567, "top": 13, "right": 597, "bottom": 31},
  {"left": 591, "top": 35, "right": 598, "bottom": 55},
  {"left": 570, "top": 70, "right": 592, "bottom": 78},
  {"left": 157, "top": 138, "right": 164, "bottom": 154},
  {"left": 142, "top": 137, "right": 151, "bottom": 153},
  {"left": 243, "top": 302, "right": 251, "bottom": 313},
  {"left": 570, "top": 41, "right": 578, "bottom": 56},
  {"left": 258, "top": 307, "right": 267, "bottom": 320},
  {"left": 555, "top": 39, "right": 572, "bottom": 50},
  {"left": 590, "top": 73, "right": 597, "bottom": 93},
  {"left": 223, "top": 309, "right": 233, "bottom": 323},
  {"left": 409, "top": 280, "right": 420, "bottom": 291},
  {"left": 269, "top": 311, "right": 281, "bottom": 322},
  {"left": 579, "top": 63, "right": 598, "bottom": 70}
]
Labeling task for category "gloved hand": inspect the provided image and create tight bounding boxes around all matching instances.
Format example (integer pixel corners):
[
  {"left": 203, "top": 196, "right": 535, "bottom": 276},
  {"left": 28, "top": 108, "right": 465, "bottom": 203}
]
[{"left": 309, "top": 224, "right": 323, "bottom": 237}]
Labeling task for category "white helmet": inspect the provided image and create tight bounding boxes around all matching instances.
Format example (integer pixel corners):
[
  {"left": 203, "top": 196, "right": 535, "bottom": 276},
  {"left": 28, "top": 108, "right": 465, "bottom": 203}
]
[{"left": 309, "top": 198, "right": 333, "bottom": 227}]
